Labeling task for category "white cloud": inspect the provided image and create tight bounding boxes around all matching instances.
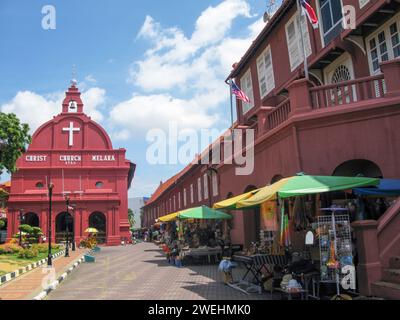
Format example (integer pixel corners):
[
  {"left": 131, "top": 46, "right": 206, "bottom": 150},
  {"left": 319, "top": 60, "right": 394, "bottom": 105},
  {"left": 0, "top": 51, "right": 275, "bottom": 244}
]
[
  {"left": 1, "top": 91, "right": 62, "bottom": 132},
  {"left": 109, "top": 93, "right": 219, "bottom": 139},
  {"left": 116, "top": 0, "right": 262, "bottom": 139},
  {"left": 84, "top": 74, "right": 97, "bottom": 84},
  {"left": 81, "top": 87, "right": 106, "bottom": 122},
  {"left": 1, "top": 86, "right": 106, "bottom": 132}
]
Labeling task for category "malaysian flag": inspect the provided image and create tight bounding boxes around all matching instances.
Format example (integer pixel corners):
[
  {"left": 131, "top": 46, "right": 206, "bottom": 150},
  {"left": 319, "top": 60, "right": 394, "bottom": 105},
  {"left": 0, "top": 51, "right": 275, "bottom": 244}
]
[
  {"left": 300, "top": 0, "right": 319, "bottom": 29},
  {"left": 231, "top": 80, "right": 250, "bottom": 103}
]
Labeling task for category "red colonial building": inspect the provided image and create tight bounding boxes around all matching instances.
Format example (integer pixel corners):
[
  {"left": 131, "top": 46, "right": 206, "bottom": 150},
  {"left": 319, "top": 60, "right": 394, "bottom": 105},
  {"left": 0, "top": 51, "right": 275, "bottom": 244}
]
[
  {"left": 7, "top": 81, "right": 135, "bottom": 246},
  {"left": 143, "top": 0, "right": 400, "bottom": 298}
]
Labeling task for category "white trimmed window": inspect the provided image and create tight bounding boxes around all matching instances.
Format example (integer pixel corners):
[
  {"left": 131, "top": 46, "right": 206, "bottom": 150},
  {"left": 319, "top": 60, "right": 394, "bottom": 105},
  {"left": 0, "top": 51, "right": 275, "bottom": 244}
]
[
  {"left": 183, "top": 188, "right": 187, "bottom": 207},
  {"left": 197, "top": 177, "right": 202, "bottom": 202},
  {"left": 285, "top": 13, "right": 312, "bottom": 72},
  {"left": 240, "top": 69, "right": 254, "bottom": 114},
  {"left": 173, "top": 195, "right": 176, "bottom": 211},
  {"left": 257, "top": 45, "right": 275, "bottom": 98},
  {"left": 359, "top": 0, "right": 369, "bottom": 9},
  {"left": 318, "top": 0, "right": 343, "bottom": 45},
  {"left": 212, "top": 171, "right": 218, "bottom": 197},
  {"left": 190, "top": 184, "right": 194, "bottom": 203},
  {"left": 366, "top": 14, "right": 400, "bottom": 75},
  {"left": 178, "top": 192, "right": 181, "bottom": 209},
  {"left": 203, "top": 174, "right": 209, "bottom": 200}
]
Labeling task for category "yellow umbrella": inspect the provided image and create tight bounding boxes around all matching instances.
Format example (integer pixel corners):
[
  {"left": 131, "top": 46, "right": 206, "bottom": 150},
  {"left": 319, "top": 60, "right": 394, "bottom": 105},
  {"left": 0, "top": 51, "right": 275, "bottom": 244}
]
[
  {"left": 212, "top": 188, "right": 261, "bottom": 210},
  {"left": 237, "top": 178, "right": 289, "bottom": 208},
  {"left": 84, "top": 227, "right": 99, "bottom": 233},
  {"left": 158, "top": 211, "right": 180, "bottom": 222}
]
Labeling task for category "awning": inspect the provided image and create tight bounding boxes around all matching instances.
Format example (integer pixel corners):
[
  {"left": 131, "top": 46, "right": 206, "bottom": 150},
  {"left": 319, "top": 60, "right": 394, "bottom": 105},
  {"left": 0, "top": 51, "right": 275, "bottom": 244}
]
[
  {"left": 157, "top": 206, "right": 232, "bottom": 221},
  {"left": 179, "top": 206, "right": 232, "bottom": 220},
  {"left": 237, "top": 175, "right": 379, "bottom": 208},
  {"left": 158, "top": 211, "right": 180, "bottom": 222},
  {"left": 237, "top": 178, "right": 288, "bottom": 208},
  {"left": 277, "top": 175, "right": 379, "bottom": 198},
  {"left": 212, "top": 188, "right": 261, "bottom": 210},
  {"left": 353, "top": 179, "right": 400, "bottom": 197}
]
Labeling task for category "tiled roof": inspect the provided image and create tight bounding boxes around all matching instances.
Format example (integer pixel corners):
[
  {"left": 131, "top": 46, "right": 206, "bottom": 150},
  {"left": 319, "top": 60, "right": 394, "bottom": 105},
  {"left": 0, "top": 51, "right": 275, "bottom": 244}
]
[
  {"left": 145, "top": 163, "right": 194, "bottom": 206},
  {"left": 144, "top": 126, "right": 234, "bottom": 206}
]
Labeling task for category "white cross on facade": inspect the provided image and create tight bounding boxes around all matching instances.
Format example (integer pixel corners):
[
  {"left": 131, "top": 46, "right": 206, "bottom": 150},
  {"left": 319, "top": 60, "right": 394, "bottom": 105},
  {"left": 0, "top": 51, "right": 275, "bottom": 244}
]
[{"left": 62, "top": 121, "right": 80, "bottom": 146}]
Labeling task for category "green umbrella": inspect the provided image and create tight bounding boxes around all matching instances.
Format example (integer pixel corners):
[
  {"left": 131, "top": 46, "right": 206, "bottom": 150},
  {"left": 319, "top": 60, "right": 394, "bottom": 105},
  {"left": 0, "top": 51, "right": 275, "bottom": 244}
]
[
  {"left": 178, "top": 205, "right": 232, "bottom": 220},
  {"left": 277, "top": 174, "right": 380, "bottom": 198},
  {"left": 238, "top": 174, "right": 380, "bottom": 208}
]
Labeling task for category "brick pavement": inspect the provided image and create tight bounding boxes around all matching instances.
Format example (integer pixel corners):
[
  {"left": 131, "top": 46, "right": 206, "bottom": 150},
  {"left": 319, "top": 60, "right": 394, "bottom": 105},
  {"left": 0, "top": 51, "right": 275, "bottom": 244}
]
[
  {"left": 47, "top": 242, "right": 270, "bottom": 300},
  {"left": 0, "top": 248, "right": 85, "bottom": 300}
]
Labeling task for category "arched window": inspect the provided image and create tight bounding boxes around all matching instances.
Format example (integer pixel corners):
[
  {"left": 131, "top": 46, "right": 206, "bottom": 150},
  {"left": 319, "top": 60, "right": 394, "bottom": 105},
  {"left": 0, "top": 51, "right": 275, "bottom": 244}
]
[
  {"left": 95, "top": 181, "right": 104, "bottom": 188},
  {"left": 36, "top": 182, "right": 44, "bottom": 189},
  {"left": 333, "top": 159, "right": 383, "bottom": 178}
]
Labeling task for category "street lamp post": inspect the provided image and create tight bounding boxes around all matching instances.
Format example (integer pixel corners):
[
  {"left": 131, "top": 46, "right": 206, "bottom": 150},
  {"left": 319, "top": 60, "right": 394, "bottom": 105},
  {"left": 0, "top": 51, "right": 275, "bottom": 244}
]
[
  {"left": 19, "top": 209, "right": 24, "bottom": 247},
  {"left": 47, "top": 183, "right": 54, "bottom": 266},
  {"left": 71, "top": 204, "right": 76, "bottom": 251},
  {"left": 65, "top": 196, "right": 70, "bottom": 257}
]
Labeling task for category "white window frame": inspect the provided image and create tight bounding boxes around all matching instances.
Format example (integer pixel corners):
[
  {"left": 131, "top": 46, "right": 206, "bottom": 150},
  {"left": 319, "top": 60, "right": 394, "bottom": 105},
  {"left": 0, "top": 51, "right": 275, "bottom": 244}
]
[
  {"left": 190, "top": 184, "right": 194, "bottom": 203},
  {"left": 178, "top": 192, "right": 181, "bottom": 209},
  {"left": 211, "top": 172, "right": 218, "bottom": 197},
  {"left": 203, "top": 174, "right": 209, "bottom": 200},
  {"left": 183, "top": 188, "right": 187, "bottom": 207},
  {"left": 257, "top": 45, "right": 275, "bottom": 99},
  {"left": 239, "top": 69, "right": 254, "bottom": 114},
  {"left": 197, "top": 177, "right": 202, "bottom": 202},
  {"left": 366, "top": 13, "right": 400, "bottom": 75},
  {"left": 285, "top": 13, "right": 312, "bottom": 72},
  {"left": 359, "top": 0, "right": 369, "bottom": 9},
  {"left": 316, "top": 0, "right": 344, "bottom": 48}
]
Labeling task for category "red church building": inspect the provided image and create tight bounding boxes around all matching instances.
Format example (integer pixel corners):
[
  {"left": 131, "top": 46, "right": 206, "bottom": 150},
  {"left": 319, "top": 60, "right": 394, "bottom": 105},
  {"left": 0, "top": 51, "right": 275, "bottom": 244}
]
[{"left": 6, "top": 81, "right": 135, "bottom": 246}]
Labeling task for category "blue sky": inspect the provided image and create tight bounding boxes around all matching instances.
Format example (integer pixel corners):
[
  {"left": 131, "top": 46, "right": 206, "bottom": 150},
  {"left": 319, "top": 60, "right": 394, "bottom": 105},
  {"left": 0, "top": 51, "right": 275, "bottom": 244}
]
[{"left": 0, "top": 0, "right": 279, "bottom": 197}]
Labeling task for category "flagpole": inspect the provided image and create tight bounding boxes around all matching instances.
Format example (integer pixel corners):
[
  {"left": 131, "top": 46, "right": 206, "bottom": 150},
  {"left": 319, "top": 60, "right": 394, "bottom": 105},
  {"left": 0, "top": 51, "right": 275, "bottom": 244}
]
[
  {"left": 229, "top": 78, "right": 234, "bottom": 132},
  {"left": 296, "top": 0, "right": 309, "bottom": 80}
]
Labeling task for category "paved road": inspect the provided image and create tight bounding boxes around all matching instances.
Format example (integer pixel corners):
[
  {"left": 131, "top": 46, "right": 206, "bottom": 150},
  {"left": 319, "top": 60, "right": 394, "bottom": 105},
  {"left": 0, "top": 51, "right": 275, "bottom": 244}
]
[
  {"left": 47, "top": 242, "right": 268, "bottom": 300},
  {"left": 0, "top": 249, "right": 84, "bottom": 300}
]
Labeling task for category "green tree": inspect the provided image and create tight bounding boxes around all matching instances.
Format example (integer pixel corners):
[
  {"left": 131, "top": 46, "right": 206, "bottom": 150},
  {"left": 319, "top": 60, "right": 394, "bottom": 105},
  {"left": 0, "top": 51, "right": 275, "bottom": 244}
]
[
  {"left": 128, "top": 208, "right": 136, "bottom": 230},
  {"left": 0, "top": 112, "right": 31, "bottom": 174}
]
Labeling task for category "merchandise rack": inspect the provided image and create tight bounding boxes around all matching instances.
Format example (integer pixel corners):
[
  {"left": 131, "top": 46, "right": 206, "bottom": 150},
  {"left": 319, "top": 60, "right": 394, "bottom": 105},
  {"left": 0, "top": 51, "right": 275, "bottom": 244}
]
[{"left": 317, "top": 212, "right": 353, "bottom": 295}]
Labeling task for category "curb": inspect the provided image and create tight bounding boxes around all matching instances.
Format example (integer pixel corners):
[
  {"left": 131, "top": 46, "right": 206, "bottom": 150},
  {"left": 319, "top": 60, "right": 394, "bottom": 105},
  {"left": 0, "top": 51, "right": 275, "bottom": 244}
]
[
  {"left": 32, "top": 254, "right": 86, "bottom": 300},
  {"left": 0, "top": 250, "right": 66, "bottom": 287}
]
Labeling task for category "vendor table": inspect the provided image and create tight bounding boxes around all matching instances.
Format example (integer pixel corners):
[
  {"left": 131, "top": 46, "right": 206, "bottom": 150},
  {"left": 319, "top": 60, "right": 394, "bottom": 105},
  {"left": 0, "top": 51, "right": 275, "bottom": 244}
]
[
  {"left": 181, "top": 247, "right": 222, "bottom": 264},
  {"left": 300, "top": 271, "right": 320, "bottom": 300},
  {"left": 233, "top": 254, "right": 289, "bottom": 287}
]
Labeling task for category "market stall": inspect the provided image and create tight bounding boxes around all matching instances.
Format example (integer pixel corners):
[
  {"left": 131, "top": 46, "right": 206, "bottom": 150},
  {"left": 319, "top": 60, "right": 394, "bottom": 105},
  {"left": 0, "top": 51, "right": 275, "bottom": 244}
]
[
  {"left": 157, "top": 206, "right": 232, "bottom": 266},
  {"left": 214, "top": 174, "right": 380, "bottom": 298}
]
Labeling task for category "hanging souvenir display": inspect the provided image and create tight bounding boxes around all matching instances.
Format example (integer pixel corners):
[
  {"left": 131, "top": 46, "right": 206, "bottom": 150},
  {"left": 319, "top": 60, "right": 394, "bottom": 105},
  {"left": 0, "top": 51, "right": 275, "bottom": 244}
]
[
  {"left": 260, "top": 201, "right": 278, "bottom": 230},
  {"left": 318, "top": 208, "right": 354, "bottom": 296},
  {"left": 279, "top": 200, "right": 291, "bottom": 247},
  {"left": 326, "top": 238, "right": 339, "bottom": 269}
]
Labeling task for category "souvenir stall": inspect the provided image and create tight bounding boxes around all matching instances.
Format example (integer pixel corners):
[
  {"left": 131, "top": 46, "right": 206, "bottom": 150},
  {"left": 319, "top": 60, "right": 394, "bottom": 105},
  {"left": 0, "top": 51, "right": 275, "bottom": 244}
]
[
  {"left": 213, "top": 174, "right": 380, "bottom": 298},
  {"left": 157, "top": 206, "right": 232, "bottom": 267}
]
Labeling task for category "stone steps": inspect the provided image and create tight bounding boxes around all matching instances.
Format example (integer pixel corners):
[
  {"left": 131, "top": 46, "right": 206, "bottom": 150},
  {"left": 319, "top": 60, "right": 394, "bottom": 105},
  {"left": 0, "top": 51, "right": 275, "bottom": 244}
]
[
  {"left": 389, "top": 256, "right": 400, "bottom": 269},
  {"left": 382, "top": 268, "right": 400, "bottom": 284},
  {"left": 371, "top": 281, "right": 400, "bottom": 300}
]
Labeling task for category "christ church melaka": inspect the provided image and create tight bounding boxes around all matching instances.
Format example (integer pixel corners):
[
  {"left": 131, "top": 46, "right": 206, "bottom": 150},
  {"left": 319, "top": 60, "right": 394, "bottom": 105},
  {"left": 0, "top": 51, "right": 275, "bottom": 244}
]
[{"left": 6, "top": 81, "right": 136, "bottom": 246}]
